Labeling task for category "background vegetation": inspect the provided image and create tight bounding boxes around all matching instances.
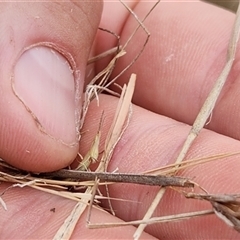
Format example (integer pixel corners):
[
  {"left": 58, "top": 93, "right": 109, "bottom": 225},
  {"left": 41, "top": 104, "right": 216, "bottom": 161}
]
[{"left": 204, "top": 0, "right": 238, "bottom": 12}]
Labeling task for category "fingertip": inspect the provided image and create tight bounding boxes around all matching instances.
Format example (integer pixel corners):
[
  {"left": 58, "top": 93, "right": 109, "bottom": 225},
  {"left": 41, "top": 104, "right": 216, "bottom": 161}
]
[
  {"left": 1, "top": 113, "right": 79, "bottom": 172},
  {"left": 0, "top": 2, "right": 102, "bottom": 172}
]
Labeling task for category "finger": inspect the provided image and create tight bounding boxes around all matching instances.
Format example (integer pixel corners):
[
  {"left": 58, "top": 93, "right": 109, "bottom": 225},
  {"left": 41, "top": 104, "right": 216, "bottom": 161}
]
[
  {"left": 0, "top": 183, "right": 157, "bottom": 239},
  {"left": 96, "top": 1, "right": 240, "bottom": 140},
  {"left": 78, "top": 94, "right": 240, "bottom": 239},
  {"left": 0, "top": 2, "right": 102, "bottom": 172}
]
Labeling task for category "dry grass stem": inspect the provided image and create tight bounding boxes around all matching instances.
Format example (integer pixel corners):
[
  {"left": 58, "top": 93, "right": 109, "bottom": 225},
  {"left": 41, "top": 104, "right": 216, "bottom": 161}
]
[
  {"left": 134, "top": 0, "right": 240, "bottom": 238},
  {"left": 80, "top": 51, "right": 125, "bottom": 128},
  {"left": 185, "top": 193, "right": 240, "bottom": 232},
  {"left": 87, "top": 46, "right": 122, "bottom": 65},
  {"left": 0, "top": 196, "right": 7, "bottom": 211},
  {"left": 105, "top": 0, "right": 158, "bottom": 89},
  {"left": 0, "top": 1, "right": 153, "bottom": 235},
  {"left": 144, "top": 152, "right": 240, "bottom": 175},
  {"left": 86, "top": 179, "right": 100, "bottom": 223},
  {"left": 172, "top": 0, "right": 240, "bottom": 171},
  {"left": 76, "top": 112, "right": 104, "bottom": 171},
  {"left": 1, "top": 1, "right": 240, "bottom": 239},
  {"left": 50, "top": 74, "right": 136, "bottom": 239},
  {"left": 53, "top": 187, "right": 93, "bottom": 240},
  {"left": 88, "top": 209, "right": 213, "bottom": 229},
  {"left": 97, "top": 74, "right": 135, "bottom": 172}
]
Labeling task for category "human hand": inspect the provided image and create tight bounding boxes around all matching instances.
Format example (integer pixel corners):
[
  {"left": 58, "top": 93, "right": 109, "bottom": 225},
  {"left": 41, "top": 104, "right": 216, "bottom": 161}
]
[{"left": 1, "top": 1, "right": 240, "bottom": 239}]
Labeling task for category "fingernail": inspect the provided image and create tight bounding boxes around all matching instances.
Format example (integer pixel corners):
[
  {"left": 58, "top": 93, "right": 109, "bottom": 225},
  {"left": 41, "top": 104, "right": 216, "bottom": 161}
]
[{"left": 12, "top": 44, "right": 81, "bottom": 145}]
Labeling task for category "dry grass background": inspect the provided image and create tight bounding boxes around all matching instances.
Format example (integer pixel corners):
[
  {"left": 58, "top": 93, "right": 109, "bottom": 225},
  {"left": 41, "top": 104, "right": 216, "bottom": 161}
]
[{"left": 204, "top": 0, "right": 239, "bottom": 12}]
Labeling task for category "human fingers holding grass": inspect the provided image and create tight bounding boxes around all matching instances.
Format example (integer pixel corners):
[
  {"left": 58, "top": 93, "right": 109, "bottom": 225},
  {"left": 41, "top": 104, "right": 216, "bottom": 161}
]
[
  {"left": 1, "top": 1, "right": 240, "bottom": 239},
  {"left": 0, "top": 2, "right": 102, "bottom": 172}
]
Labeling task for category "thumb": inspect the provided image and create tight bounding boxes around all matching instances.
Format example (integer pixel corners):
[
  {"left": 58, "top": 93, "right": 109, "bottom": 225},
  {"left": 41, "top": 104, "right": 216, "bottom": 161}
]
[{"left": 0, "top": 2, "right": 102, "bottom": 172}]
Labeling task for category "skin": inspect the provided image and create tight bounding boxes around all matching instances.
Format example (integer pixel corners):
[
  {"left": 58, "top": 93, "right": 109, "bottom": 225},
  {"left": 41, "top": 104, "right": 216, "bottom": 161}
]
[{"left": 0, "top": 0, "right": 240, "bottom": 238}]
